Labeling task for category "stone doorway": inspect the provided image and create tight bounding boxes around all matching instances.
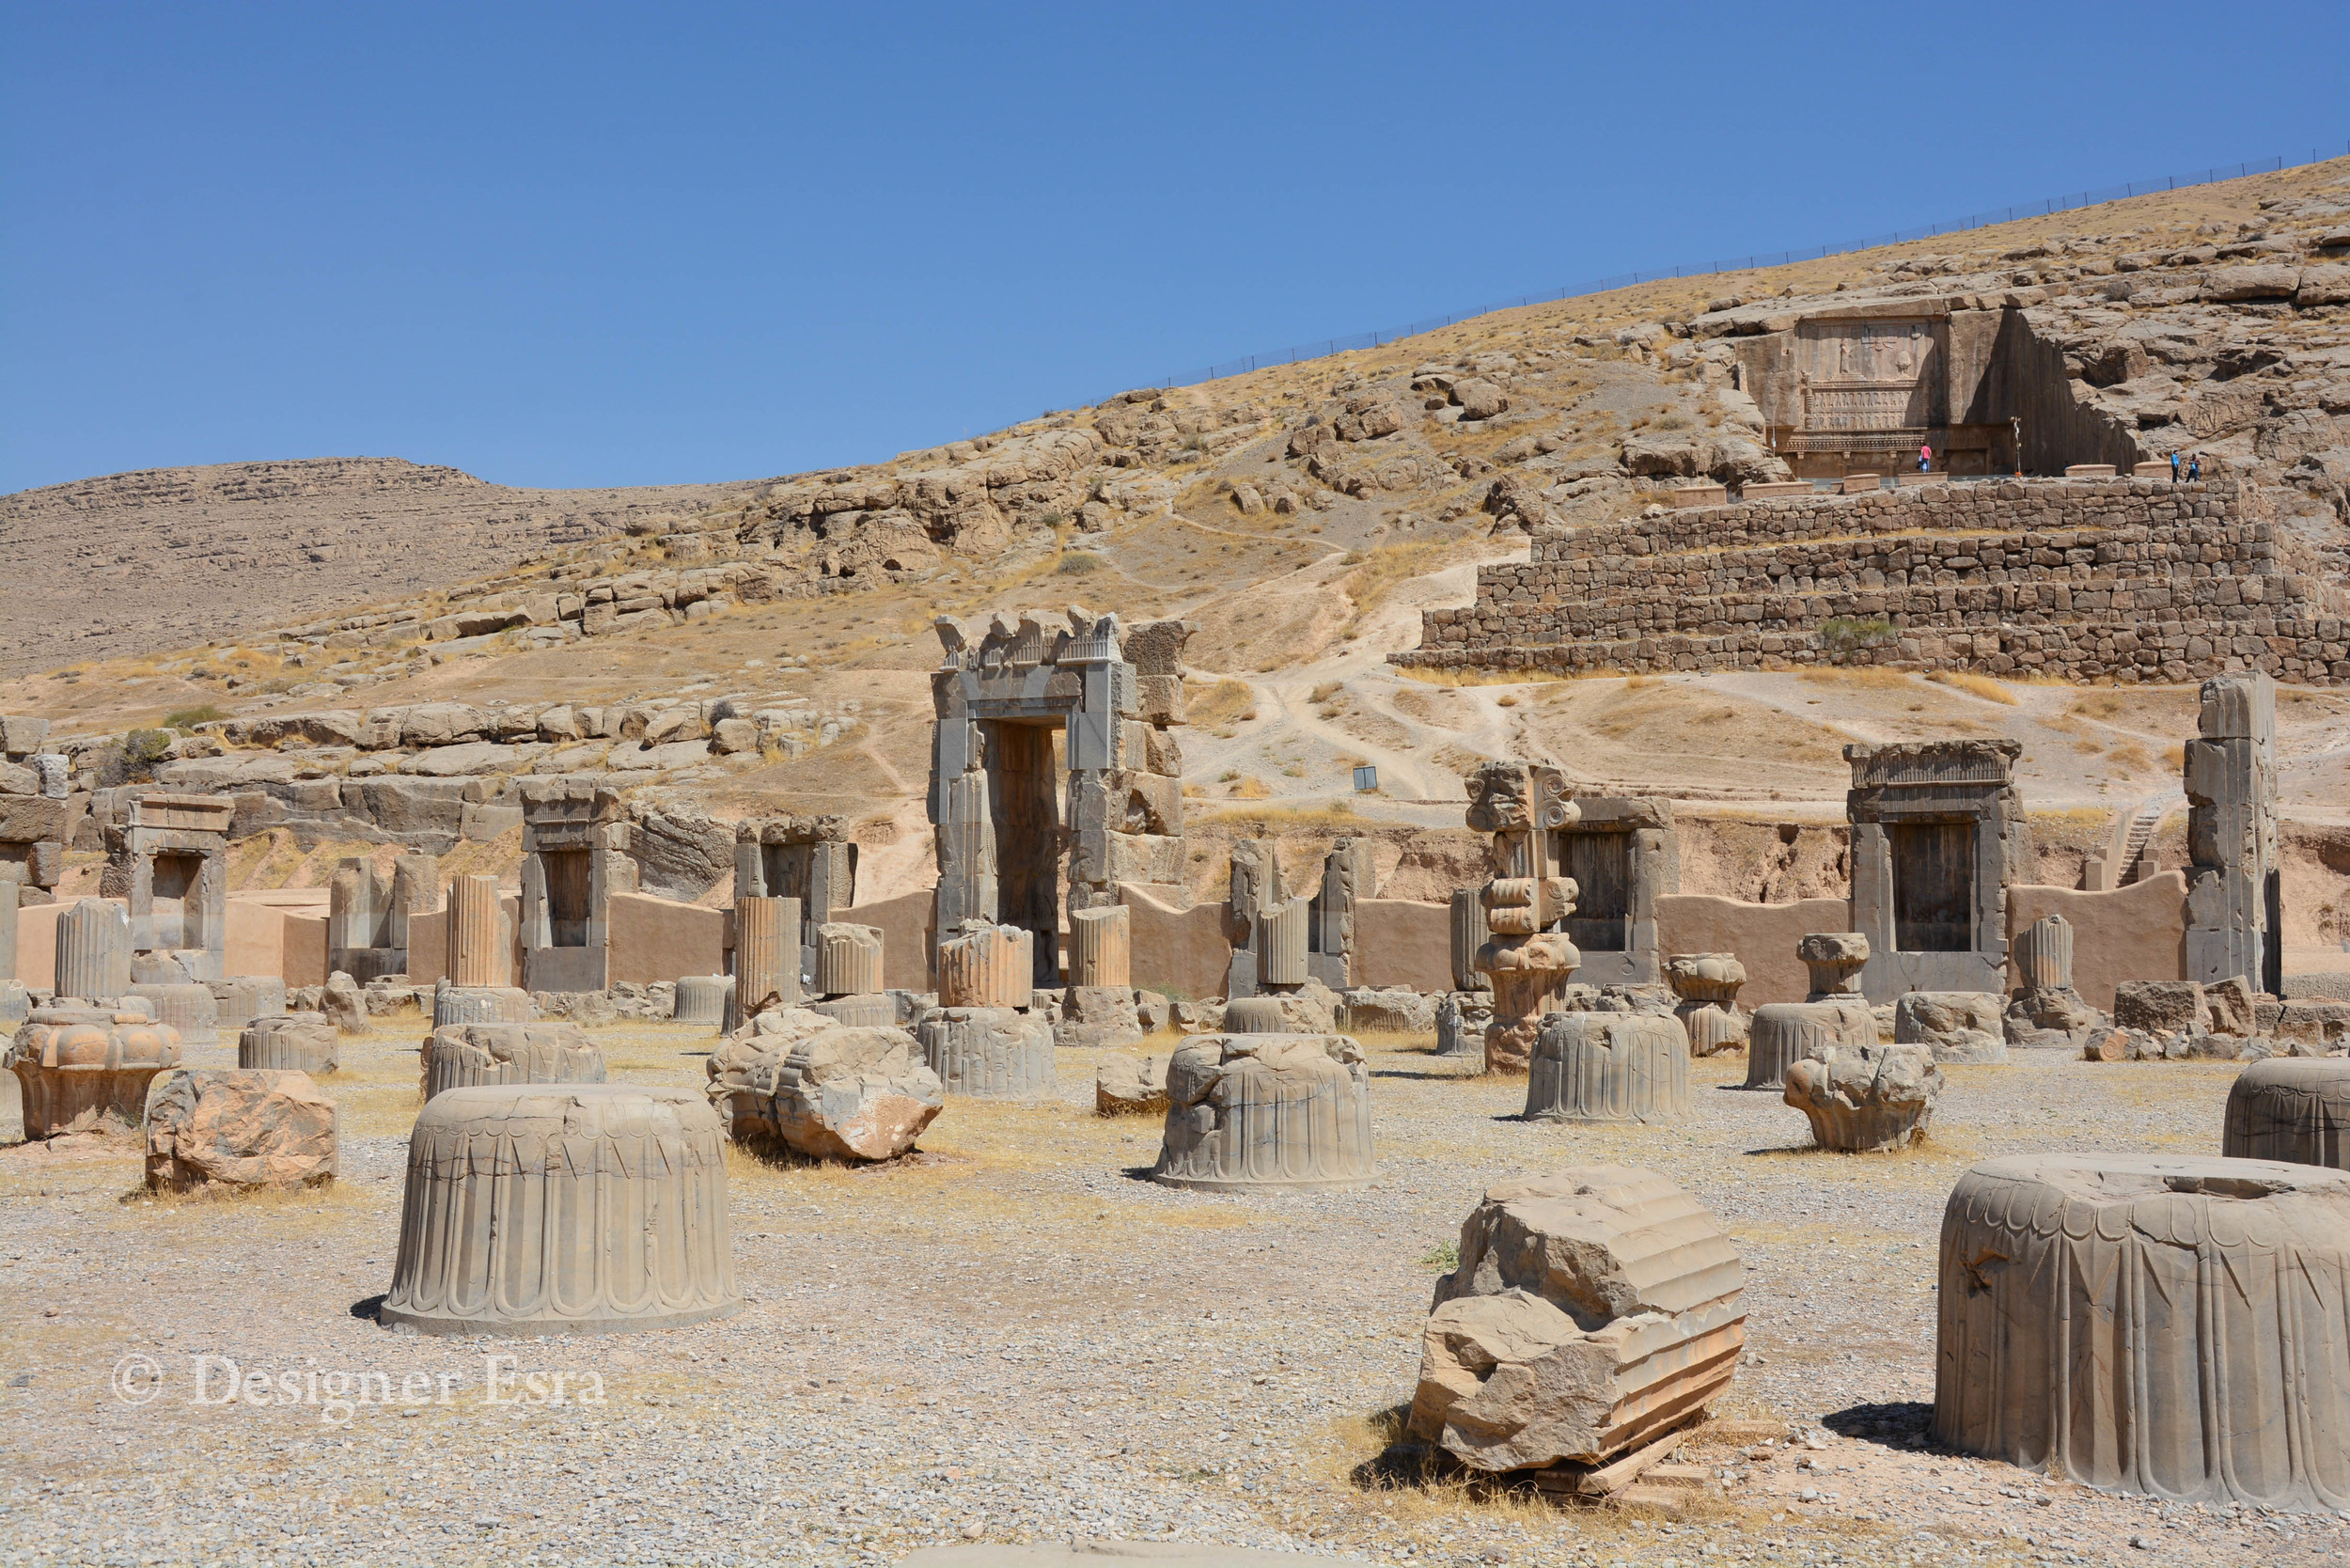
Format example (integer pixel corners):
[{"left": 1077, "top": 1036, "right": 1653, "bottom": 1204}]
[{"left": 1888, "top": 821, "right": 1975, "bottom": 953}]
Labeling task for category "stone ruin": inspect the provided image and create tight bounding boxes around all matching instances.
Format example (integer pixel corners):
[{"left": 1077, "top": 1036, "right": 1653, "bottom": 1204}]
[
  {"left": 2223, "top": 1058, "right": 2350, "bottom": 1170},
  {"left": 1934, "top": 1153, "right": 2350, "bottom": 1509},
  {"left": 2185, "top": 673, "right": 2280, "bottom": 995},
  {"left": 1785, "top": 1043, "right": 1944, "bottom": 1151},
  {"left": 731, "top": 811, "right": 854, "bottom": 1004},
  {"left": 1225, "top": 836, "right": 1373, "bottom": 998},
  {"left": 1525, "top": 1007, "right": 1692, "bottom": 1126},
  {"left": 919, "top": 922, "right": 1055, "bottom": 1098},
  {"left": 419, "top": 1020, "right": 606, "bottom": 1101},
  {"left": 434, "top": 872, "right": 533, "bottom": 1026},
  {"left": 1409, "top": 1167, "right": 1745, "bottom": 1472},
  {"left": 6, "top": 899, "right": 184, "bottom": 1139},
  {"left": 1152, "top": 1029, "right": 1377, "bottom": 1192},
  {"left": 1464, "top": 760, "right": 1582, "bottom": 1073},
  {"left": 707, "top": 1007, "right": 944, "bottom": 1162},
  {"left": 2003, "top": 913, "right": 2103, "bottom": 1050},
  {"left": 94, "top": 794, "right": 234, "bottom": 996},
  {"left": 1, "top": 714, "right": 67, "bottom": 909},
  {"left": 1744, "top": 933, "right": 1876, "bottom": 1090},
  {"left": 1845, "top": 740, "right": 2030, "bottom": 1003},
  {"left": 1047, "top": 902, "right": 1146, "bottom": 1049},
  {"left": 327, "top": 853, "right": 438, "bottom": 983},
  {"left": 516, "top": 776, "right": 635, "bottom": 994},
  {"left": 381, "top": 1083, "right": 742, "bottom": 1335},
  {"left": 1891, "top": 992, "right": 2006, "bottom": 1065},
  {"left": 1665, "top": 953, "right": 1747, "bottom": 1057},
  {"left": 146, "top": 1069, "right": 338, "bottom": 1193},
  {"left": 240, "top": 1012, "right": 337, "bottom": 1075},
  {"left": 929, "top": 607, "right": 1191, "bottom": 990},
  {"left": 807, "top": 921, "right": 890, "bottom": 1027},
  {"left": 1549, "top": 796, "right": 1679, "bottom": 988}
]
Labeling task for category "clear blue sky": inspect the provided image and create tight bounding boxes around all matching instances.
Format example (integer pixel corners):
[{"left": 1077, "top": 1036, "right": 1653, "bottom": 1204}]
[{"left": 4, "top": 2, "right": 2345, "bottom": 495}]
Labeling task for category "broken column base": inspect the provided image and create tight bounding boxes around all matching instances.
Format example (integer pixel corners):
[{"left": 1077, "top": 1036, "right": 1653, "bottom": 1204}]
[
  {"left": 918, "top": 1007, "right": 1056, "bottom": 1097},
  {"left": 1051, "top": 985, "right": 1146, "bottom": 1049},
  {"left": 807, "top": 994, "right": 897, "bottom": 1029}
]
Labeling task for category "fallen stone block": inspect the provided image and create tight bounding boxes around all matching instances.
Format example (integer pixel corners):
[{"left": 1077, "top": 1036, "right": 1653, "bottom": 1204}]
[
  {"left": 145, "top": 1069, "right": 337, "bottom": 1193},
  {"left": 1892, "top": 992, "right": 2007, "bottom": 1065},
  {"left": 706, "top": 1009, "right": 942, "bottom": 1162},
  {"left": 1095, "top": 1053, "right": 1170, "bottom": 1116},
  {"left": 420, "top": 1021, "right": 607, "bottom": 1101},
  {"left": 1784, "top": 1043, "right": 1942, "bottom": 1151}
]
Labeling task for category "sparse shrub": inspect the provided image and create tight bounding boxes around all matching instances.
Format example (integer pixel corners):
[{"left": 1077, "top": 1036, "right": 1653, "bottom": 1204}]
[
  {"left": 1308, "top": 681, "right": 1342, "bottom": 703},
  {"left": 1652, "top": 411, "right": 1693, "bottom": 431},
  {"left": 1056, "top": 552, "right": 1103, "bottom": 574},
  {"left": 164, "top": 705, "right": 227, "bottom": 729}
]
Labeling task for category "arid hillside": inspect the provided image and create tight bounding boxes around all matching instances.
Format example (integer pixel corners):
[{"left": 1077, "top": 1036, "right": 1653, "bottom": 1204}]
[{"left": 0, "top": 456, "right": 781, "bottom": 670}]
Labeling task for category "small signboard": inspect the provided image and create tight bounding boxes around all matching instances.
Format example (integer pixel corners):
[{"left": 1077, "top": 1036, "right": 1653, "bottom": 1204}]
[{"left": 1352, "top": 765, "right": 1378, "bottom": 792}]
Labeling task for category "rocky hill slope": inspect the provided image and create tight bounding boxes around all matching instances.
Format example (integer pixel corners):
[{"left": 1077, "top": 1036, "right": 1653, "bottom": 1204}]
[
  {"left": 0, "top": 456, "right": 780, "bottom": 670},
  {"left": 7, "top": 159, "right": 2350, "bottom": 951}
]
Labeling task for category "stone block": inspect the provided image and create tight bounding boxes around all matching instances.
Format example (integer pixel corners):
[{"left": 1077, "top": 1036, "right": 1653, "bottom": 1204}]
[
  {"left": 211, "top": 975, "right": 288, "bottom": 1031},
  {"left": 1784, "top": 1042, "right": 1942, "bottom": 1150},
  {"left": 1095, "top": 1053, "right": 1169, "bottom": 1116},
  {"left": 1435, "top": 992, "right": 1492, "bottom": 1058},
  {"left": 814, "top": 922, "right": 884, "bottom": 997},
  {"left": 1745, "top": 998, "right": 1874, "bottom": 1090},
  {"left": 431, "top": 984, "right": 534, "bottom": 1027},
  {"left": 1153, "top": 1033, "right": 1376, "bottom": 1192},
  {"left": 1052, "top": 984, "right": 1146, "bottom": 1049},
  {"left": 1341, "top": 986, "right": 1437, "bottom": 1036},
  {"left": 1526, "top": 1012, "right": 1692, "bottom": 1125},
  {"left": 145, "top": 1069, "right": 337, "bottom": 1193},
  {"left": 1068, "top": 904, "right": 1131, "bottom": 989},
  {"left": 1411, "top": 1168, "right": 1745, "bottom": 1470},
  {"left": 918, "top": 1006, "right": 1055, "bottom": 1098},
  {"left": 419, "top": 1021, "right": 605, "bottom": 1102},
  {"left": 1933, "top": 1153, "right": 2350, "bottom": 1509},
  {"left": 381, "top": 1084, "right": 739, "bottom": 1336},
  {"left": 2222, "top": 1058, "right": 2350, "bottom": 1170},
  {"left": 125, "top": 981, "right": 220, "bottom": 1048},
  {"left": 239, "top": 1012, "right": 338, "bottom": 1075},
  {"left": 705, "top": 1011, "right": 942, "bottom": 1162},
  {"left": 1892, "top": 992, "right": 2007, "bottom": 1064},
  {"left": 938, "top": 923, "right": 1034, "bottom": 1010},
  {"left": 52, "top": 898, "right": 130, "bottom": 1002},
  {"left": 6, "top": 1004, "right": 182, "bottom": 1138},
  {"left": 2114, "top": 980, "right": 2211, "bottom": 1035}
]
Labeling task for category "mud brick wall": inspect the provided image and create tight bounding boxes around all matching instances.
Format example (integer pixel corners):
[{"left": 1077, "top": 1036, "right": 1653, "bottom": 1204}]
[{"left": 1401, "top": 477, "right": 2350, "bottom": 686}]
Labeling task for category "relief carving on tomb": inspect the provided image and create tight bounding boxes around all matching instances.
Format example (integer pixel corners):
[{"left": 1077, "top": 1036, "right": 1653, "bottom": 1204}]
[{"left": 1791, "top": 318, "right": 1946, "bottom": 440}]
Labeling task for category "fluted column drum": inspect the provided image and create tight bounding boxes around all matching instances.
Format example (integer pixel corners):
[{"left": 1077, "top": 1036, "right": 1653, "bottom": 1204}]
[
  {"left": 419, "top": 1022, "right": 607, "bottom": 1102},
  {"left": 918, "top": 1007, "right": 1055, "bottom": 1098},
  {"left": 1745, "top": 999, "right": 1874, "bottom": 1090},
  {"left": 446, "top": 875, "right": 508, "bottom": 988},
  {"left": 1258, "top": 897, "right": 1309, "bottom": 988},
  {"left": 1221, "top": 996, "right": 1293, "bottom": 1034},
  {"left": 1068, "top": 905, "right": 1132, "bottom": 990},
  {"left": 380, "top": 1083, "right": 740, "bottom": 1336},
  {"left": 432, "top": 985, "right": 535, "bottom": 1027},
  {"left": 672, "top": 975, "right": 733, "bottom": 1027},
  {"left": 937, "top": 924, "right": 1033, "bottom": 1009},
  {"left": 239, "top": 1012, "right": 338, "bottom": 1074},
  {"left": 1153, "top": 1034, "right": 1376, "bottom": 1192},
  {"left": 1666, "top": 953, "right": 1748, "bottom": 1058},
  {"left": 2223, "top": 1059, "right": 2350, "bottom": 1170},
  {"left": 814, "top": 922, "right": 884, "bottom": 997},
  {"left": 6, "top": 1005, "right": 182, "bottom": 1137},
  {"left": 729, "top": 896, "right": 800, "bottom": 1029},
  {"left": 1933, "top": 1154, "right": 2350, "bottom": 1510},
  {"left": 54, "top": 899, "right": 132, "bottom": 1002},
  {"left": 126, "top": 982, "right": 219, "bottom": 1048},
  {"left": 2013, "top": 915, "right": 2075, "bottom": 993},
  {"left": 212, "top": 976, "right": 287, "bottom": 1032},
  {"left": 1449, "top": 889, "right": 1492, "bottom": 994},
  {"left": 1525, "top": 1013, "right": 1691, "bottom": 1124}
]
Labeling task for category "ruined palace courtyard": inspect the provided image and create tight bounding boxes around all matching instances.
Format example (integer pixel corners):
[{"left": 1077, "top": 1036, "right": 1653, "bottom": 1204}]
[{"left": 6, "top": 1022, "right": 2344, "bottom": 1568}]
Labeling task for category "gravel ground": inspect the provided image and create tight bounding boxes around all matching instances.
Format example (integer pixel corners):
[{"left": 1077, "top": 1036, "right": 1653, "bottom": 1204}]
[{"left": 1, "top": 1015, "right": 2342, "bottom": 1568}]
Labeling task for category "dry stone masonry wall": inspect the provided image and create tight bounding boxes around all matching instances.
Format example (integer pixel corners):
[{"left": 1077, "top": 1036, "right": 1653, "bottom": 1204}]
[{"left": 1403, "top": 475, "right": 2350, "bottom": 684}]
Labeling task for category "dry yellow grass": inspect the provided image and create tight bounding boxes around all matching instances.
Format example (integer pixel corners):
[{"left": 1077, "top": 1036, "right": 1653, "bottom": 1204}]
[
  {"left": 1926, "top": 670, "right": 2017, "bottom": 705},
  {"left": 1797, "top": 667, "right": 1913, "bottom": 691},
  {"left": 1185, "top": 678, "right": 1257, "bottom": 728},
  {"left": 1396, "top": 666, "right": 1570, "bottom": 689}
]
